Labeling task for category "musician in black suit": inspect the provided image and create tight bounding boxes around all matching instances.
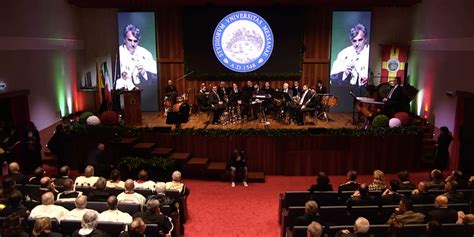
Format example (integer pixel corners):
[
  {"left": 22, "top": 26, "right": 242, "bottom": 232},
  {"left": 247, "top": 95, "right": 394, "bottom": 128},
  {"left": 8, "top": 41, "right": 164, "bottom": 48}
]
[
  {"left": 282, "top": 82, "right": 293, "bottom": 97},
  {"left": 295, "top": 87, "right": 318, "bottom": 125},
  {"left": 262, "top": 81, "right": 275, "bottom": 96},
  {"left": 209, "top": 85, "right": 226, "bottom": 124},
  {"left": 217, "top": 81, "right": 229, "bottom": 99},
  {"left": 197, "top": 85, "right": 211, "bottom": 112},
  {"left": 251, "top": 83, "right": 267, "bottom": 120},
  {"left": 383, "top": 77, "right": 403, "bottom": 116},
  {"left": 228, "top": 83, "right": 241, "bottom": 106},
  {"left": 165, "top": 80, "right": 178, "bottom": 95},
  {"left": 291, "top": 81, "right": 302, "bottom": 97},
  {"left": 316, "top": 80, "right": 327, "bottom": 94},
  {"left": 241, "top": 81, "right": 254, "bottom": 118}
]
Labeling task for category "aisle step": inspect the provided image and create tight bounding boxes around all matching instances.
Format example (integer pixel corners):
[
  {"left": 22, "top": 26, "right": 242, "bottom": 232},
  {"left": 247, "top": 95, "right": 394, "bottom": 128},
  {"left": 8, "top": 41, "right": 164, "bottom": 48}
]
[
  {"left": 248, "top": 171, "right": 265, "bottom": 183},
  {"left": 151, "top": 147, "right": 174, "bottom": 157},
  {"left": 183, "top": 157, "right": 210, "bottom": 177}
]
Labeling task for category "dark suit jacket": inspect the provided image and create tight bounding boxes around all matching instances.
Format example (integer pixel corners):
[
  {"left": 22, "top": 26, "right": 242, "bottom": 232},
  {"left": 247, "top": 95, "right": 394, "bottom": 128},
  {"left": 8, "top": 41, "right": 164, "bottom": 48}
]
[
  {"left": 197, "top": 92, "right": 211, "bottom": 111},
  {"left": 294, "top": 214, "right": 320, "bottom": 228},
  {"left": 132, "top": 211, "right": 172, "bottom": 234},
  {"left": 411, "top": 192, "right": 436, "bottom": 204},
  {"left": 228, "top": 89, "right": 241, "bottom": 104},
  {"left": 165, "top": 85, "right": 178, "bottom": 95},
  {"left": 316, "top": 86, "right": 327, "bottom": 94},
  {"left": 87, "top": 190, "right": 111, "bottom": 202},
  {"left": 308, "top": 184, "right": 333, "bottom": 192},
  {"left": 72, "top": 229, "right": 109, "bottom": 237},
  {"left": 398, "top": 181, "right": 415, "bottom": 190},
  {"left": 6, "top": 172, "right": 27, "bottom": 186},
  {"left": 346, "top": 195, "right": 378, "bottom": 207},
  {"left": 427, "top": 208, "right": 458, "bottom": 223},
  {"left": 385, "top": 85, "right": 403, "bottom": 111},
  {"left": 338, "top": 182, "right": 361, "bottom": 193},
  {"left": 208, "top": 92, "right": 223, "bottom": 106}
]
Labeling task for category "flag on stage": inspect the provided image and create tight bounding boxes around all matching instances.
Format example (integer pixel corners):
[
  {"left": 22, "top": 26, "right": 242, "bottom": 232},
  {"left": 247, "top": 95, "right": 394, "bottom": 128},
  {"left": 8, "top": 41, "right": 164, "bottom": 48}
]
[
  {"left": 381, "top": 45, "right": 408, "bottom": 84},
  {"left": 101, "top": 61, "right": 113, "bottom": 104},
  {"left": 96, "top": 61, "right": 105, "bottom": 108}
]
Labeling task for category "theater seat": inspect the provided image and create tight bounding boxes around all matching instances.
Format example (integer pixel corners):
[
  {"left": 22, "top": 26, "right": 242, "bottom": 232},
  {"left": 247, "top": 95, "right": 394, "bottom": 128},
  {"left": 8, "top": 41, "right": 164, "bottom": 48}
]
[
  {"left": 97, "top": 221, "right": 126, "bottom": 237},
  {"left": 61, "top": 220, "right": 82, "bottom": 236}
]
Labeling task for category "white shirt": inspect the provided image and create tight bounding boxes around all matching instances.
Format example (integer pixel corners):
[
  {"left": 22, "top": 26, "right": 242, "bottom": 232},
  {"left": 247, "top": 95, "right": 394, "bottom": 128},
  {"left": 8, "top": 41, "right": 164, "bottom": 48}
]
[
  {"left": 65, "top": 208, "right": 98, "bottom": 221},
  {"left": 75, "top": 176, "right": 99, "bottom": 188},
  {"left": 117, "top": 192, "right": 146, "bottom": 205},
  {"left": 330, "top": 44, "right": 370, "bottom": 86},
  {"left": 299, "top": 90, "right": 309, "bottom": 105},
  {"left": 99, "top": 209, "right": 133, "bottom": 224},
  {"left": 119, "top": 45, "right": 157, "bottom": 85},
  {"left": 165, "top": 181, "right": 185, "bottom": 193},
  {"left": 106, "top": 180, "right": 125, "bottom": 189},
  {"left": 115, "top": 78, "right": 136, "bottom": 91},
  {"left": 29, "top": 204, "right": 69, "bottom": 221},
  {"left": 134, "top": 180, "right": 156, "bottom": 190}
]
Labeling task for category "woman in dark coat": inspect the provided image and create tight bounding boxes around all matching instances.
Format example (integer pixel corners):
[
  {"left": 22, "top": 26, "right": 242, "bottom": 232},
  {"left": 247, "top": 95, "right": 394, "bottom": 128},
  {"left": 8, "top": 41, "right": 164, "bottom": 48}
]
[{"left": 434, "top": 126, "right": 453, "bottom": 170}]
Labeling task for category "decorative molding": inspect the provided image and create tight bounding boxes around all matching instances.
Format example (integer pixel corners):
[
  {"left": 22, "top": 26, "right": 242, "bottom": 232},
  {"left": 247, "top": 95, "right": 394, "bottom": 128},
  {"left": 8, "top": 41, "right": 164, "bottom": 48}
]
[
  {"left": 411, "top": 37, "right": 474, "bottom": 51},
  {"left": 158, "top": 58, "right": 184, "bottom": 63},
  {"left": 303, "top": 58, "right": 330, "bottom": 64},
  {"left": 0, "top": 36, "right": 83, "bottom": 51}
]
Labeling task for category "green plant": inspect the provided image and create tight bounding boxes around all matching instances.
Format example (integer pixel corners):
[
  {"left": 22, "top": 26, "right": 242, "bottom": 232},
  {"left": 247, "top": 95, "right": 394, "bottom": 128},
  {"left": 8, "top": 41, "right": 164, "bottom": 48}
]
[
  {"left": 117, "top": 156, "right": 146, "bottom": 170},
  {"left": 118, "top": 156, "right": 175, "bottom": 172},
  {"left": 148, "top": 156, "right": 175, "bottom": 171},
  {"left": 79, "top": 112, "right": 94, "bottom": 124},
  {"left": 372, "top": 114, "right": 389, "bottom": 128}
]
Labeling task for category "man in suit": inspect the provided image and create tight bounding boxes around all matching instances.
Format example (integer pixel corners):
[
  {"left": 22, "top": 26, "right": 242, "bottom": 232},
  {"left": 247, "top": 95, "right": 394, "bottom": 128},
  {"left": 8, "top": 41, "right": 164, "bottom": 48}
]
[
  {"left": 387, "top": 197, "right": 425, "bottom": 224},
  {"left": 217, "top": 81, "right": 229, "bottom": 99},
  {"left": 383, "top": 77, "right": 403, "bottom": 116},
  {"left": 426, "top": 195, "right": 458, "bottom": 223},
  {"left": 316, "top": 80, "right": 327, "bottom": 94},
  {"left": 295, "top": 88, "right": 319, "bottom": 125},
  {"left": 335, "top": 217, "right": 370, "bottom": 237},
  {"left": 345, "top": 183, "right": 378, "bottom": 207},
  {"left": 6, "top": 162, "right": 27, "bottom": 186},
  {"left": 228, "top": 83, "right": 241, "bottom": 106},
  {"left": 197, "top": 85, "right": 211, "bottom": 112},
  {"left": 411, "top": 181, "right": 436, "bottom": 204},
  {"left": 209, "top": 85, "right": 226, "bottom": 124},
  {"left": 132, "top": 199, "right": 172, "bottom": 235},
  {"left": 339, "top": 170, "right": 361, "bottom": 193}
]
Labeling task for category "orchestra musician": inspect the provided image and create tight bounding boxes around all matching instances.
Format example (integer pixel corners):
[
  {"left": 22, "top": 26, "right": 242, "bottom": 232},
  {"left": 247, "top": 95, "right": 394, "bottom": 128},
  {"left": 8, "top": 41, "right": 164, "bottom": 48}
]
[
  {"left": 383, "top": 77, "right": 403, "bottom": 117},
  {"left": 242, "top": 81, "right": 255, "bottom": 119},
  {"left": 262, "top": 81, "right": 275, "bottom": 96},
  {"left": 197, "top": 85, "right": 211, "bottom": 112},
  {"left": 295, "top": 88, "right": 319, "bottom": 125},
  {"left": 228, "top": 82, "right": 242, "bottom": 106},
  {"left": 209, "top": 85, "right": 226, "bottom": 124},
  {"left": 218, "top": 81, "right": 230, "bottom": 99},
  {"left": 165, "top": 80, "right": 178, "bottom": 94},
  {"left": 291, "top": 81, "right": 302, "bottom": 97},
  {"left": 251, "top": 82, "right": 267, "bottom": 120},
  {"left": 316, "top": 80, "right": 327, "bottom": 94},
  {"left": 282, "top": 83, "right": 294, "bottom": 97}
]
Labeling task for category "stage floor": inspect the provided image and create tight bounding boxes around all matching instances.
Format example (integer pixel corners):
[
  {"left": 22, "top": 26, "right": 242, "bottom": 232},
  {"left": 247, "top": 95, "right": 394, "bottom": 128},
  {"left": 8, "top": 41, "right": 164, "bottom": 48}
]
[{"left": 141, "top": 111, "right": 358, "bottom": 129}]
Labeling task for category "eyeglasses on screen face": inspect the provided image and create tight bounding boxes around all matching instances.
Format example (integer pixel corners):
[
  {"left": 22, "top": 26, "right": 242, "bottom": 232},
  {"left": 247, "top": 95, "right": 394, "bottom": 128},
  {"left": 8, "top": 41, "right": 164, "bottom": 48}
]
[
  {"left": 352, "top": 38, "right": 364, "bottom": 43},
  {"left": 127, "top": 38, "right": 139, "bottom": 43}
]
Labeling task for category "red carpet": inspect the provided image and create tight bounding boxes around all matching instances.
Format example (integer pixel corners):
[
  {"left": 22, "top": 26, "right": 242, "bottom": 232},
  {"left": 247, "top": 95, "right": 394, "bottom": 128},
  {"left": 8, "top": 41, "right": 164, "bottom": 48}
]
[{"left": 184, "top": 172, "right": 435, "bottom": 237}]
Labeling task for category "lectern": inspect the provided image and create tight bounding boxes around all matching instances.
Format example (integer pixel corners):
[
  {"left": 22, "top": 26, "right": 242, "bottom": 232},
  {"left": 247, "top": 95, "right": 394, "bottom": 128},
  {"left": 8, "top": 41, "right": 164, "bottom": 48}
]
[{"left": 122, "top": 90, "right": 142, "bottom": 126}]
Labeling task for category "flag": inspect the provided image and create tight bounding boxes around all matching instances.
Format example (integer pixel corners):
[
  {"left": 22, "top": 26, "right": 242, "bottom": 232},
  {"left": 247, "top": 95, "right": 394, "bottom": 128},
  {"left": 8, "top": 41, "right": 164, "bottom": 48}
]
[
  {"left": 381, "top": 45, "right": 408, "bottom": 84},
  {"left": 96, "top": 61, "right": 105, "bottom": 108},
  {"left": 101, "top": 61, "right": 113, "bottom": 105}
]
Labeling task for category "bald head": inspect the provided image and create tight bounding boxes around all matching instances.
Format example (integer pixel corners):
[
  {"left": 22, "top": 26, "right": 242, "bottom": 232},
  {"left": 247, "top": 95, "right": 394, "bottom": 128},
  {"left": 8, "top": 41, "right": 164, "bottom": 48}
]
[
  {"left": 40, "top": 177, "right": 51, "bottom": 189},
  {"left": 41, "top": 192, "right": 55, "bottom": 205},
  {"left": 435, "top": 195, "right": 448, "bottom": 208},
  {"left": 75, "top": 195, "right": 88, "bottom": 209},
  {"left": 307, "top": 221, "right": 322, "bottom": 237},
  {"left": 107, "top": 196, "right": 118, "bottom": 210},
  {"left": 84, "top": 165, "right": 95, "bottom": 177},
  {"left": 130, "top": 218, "right": 146, "bottom": 234},
  {"left": 8, "top": 162, "right": 20, "bottom": 173},
  {"left": 354, "top": 217, "right": 370, "bottom": 233},
  {"left": 172, "top": 171, "right": 181, "bottom": 182},
  {"left": 124, "top": 179, "right": 135, "bottom": 191}
]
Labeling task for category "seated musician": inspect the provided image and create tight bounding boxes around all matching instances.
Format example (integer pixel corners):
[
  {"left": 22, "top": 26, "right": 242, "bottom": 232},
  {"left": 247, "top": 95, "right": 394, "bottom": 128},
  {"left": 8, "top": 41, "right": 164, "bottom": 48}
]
[
  {"left": 316, "top": 80, "right": 327, "bottom": 94},
  {"left": 241, "top": 81, "right": 255, "bottom": 119},
  {"left": 292, "top": 80, "right": 302, "bottom": 97},
  {"left": 165, "top": 79, "right": 178, "bottom": 105},
  {"left": 383, "top": 77, "right": 403, "bottom": 117},
  {"left": 218, "top": 81, "right": 229, "bottom": 99},
  {"left": 209, "top": 85, "right": 226, "bottom": 124},
  {"left": 115, "top": 71, "right": 138, "bottom": 91},
  {"left": 228, "top": 82, "right": 241, "bottom": 106},
  {"left": 197, "top": 85, "right": 211, "bottom": 112},
  {"left": 251, "top": 82, "right": 268, "bottom": 120},
  {"left": 295, "top": 88, "right": 319, "bottom": 125},
  {"left": 262, "top": 81, "right": 275, "bottom": 96}
]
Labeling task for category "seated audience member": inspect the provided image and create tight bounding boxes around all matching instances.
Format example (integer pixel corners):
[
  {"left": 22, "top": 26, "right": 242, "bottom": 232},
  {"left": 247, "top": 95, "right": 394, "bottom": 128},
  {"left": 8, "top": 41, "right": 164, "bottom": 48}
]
[
  {"left": 457, "top": 211, "right": 474, "bottom": 224},
  {"left": 1, "top": 213, "right": 29, "bottom": 237},
  {"left": 426, "top": 195, "right": 458, "bottom": 223},
  {"left": 119, "top": 217, "right": 147, "bottom": 237},
  {"left": 397, "top": 170, "right": 415, "bottom": 190},
  {"left": 29, "top": 192, "right": 69, "bottom": 221},
  {"left": 32, "top": 217, "right": 62, "bottom": 237},
  {"left": 54, "top": 166, "right": 71, "bottom": 187},
  {"left": 98, "top": 195, "right": 132, "bottom": 224},
  {"left": 424, "top": 220, "right": 442, "bottom": 237},
  {"left": 29, "top": 177, "right": 58, "bottom": 202},
  {"left": 106, "top": 169, "right": 125, "bottom": 189},
  {"left": 147, "top": 182, "right": 176, "bottom": 209},
  {"left": 368, "top": 169, "right": 386, "bottom": 192},
  {"left": 338, "top": 170, "right": 361, "bottom": 193},
  {"left": 307, "top": 221, "right": 322, "bottom": 237},
  {"left": 75, "top": 165, "right": 99, "bottom": 187},
  {"left": 134, "top": 170, "right": 156, "bottom": 190},
  {"left": 308, "top": 172, "right": 333, "bottom": 192},
  {"left": 65, "top": 195, "right": 97, "bottom": 221},
  {"left": 86, "top": 177, "right": 111, "bottom": 202},
  {"left": 381, "top": 180, "right": 403, "bottom": 205},
  {"left": 443, "top": 181, "right": 465, "bottom": 203},
  {"left": 445, "top": 170, "right": 469, "bottom": 190},
  {"left": 411, "top": 181, "right": 436, "bottom": 204},
  {"left": 294, "top": 200, "right": 320, "bottom": 228},
  {"left": 387, "top": 197, "right": 425, "bottom": 225},
  {"left": 427, "top": 169, "right": 445, "bottom": 190},
  {"left": 228, "top": 149, "right": 248, "bottom": 188},
  {"left": 132, "top": 199, "right": 172, "bottom": 235},
  {"left": 166, "top": 171, "right": 189, "bottom": 195},
  {"left": 57, "top": 179, "right": 82, "bottom": 202},
  {"left": 117, "top": 179, "right": 146, "bottom": 205},
  {"left": 0, "top": 190, "right": 29, "bottom": 218},
  {"left": 0, "top": 176, "right": 19, "bottom": 204},
  {"left": 346, "top": 183, "right": 377, "bottom": 207},
  {"left": 28, "top": 166, "right": 46, "bottom": 185},
  {"left": 6, "top": 162, "right": 27, "bottom": 186},
  {"left": 335, "top": 217, "right": 370, "bottom": 237},
  {"left": 72, "top": 210, "right": 109, "bottom": 237}
]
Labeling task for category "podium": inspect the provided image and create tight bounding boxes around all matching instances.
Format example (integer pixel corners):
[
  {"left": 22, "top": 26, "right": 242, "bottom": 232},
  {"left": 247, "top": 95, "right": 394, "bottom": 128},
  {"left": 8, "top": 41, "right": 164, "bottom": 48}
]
[{"left": 122, "top": 90, "right": 142, "bottom": 126}]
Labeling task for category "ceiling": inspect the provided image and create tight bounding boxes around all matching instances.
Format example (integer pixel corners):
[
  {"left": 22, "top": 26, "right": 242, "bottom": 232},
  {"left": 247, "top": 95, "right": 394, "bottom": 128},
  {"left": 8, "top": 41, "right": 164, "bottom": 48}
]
[{"left": 68, "top": 0, "right": 421, "bottom": 8}]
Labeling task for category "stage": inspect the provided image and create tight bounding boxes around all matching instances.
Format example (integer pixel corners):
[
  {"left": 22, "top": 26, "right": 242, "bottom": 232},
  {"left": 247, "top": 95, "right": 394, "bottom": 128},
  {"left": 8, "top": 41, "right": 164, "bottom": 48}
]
[{"left": 141, "top": 111, "right": 359, "bottom": 129}]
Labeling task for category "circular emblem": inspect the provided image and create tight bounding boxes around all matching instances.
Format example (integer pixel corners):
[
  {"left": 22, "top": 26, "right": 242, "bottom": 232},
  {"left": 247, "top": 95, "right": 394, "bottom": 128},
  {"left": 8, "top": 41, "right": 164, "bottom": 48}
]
[
  {"left": 387, "top": 59, "right": 400, "bottom": 72},
  {"left": 212, "top": 11, "right": 274, "bottom": 73}
]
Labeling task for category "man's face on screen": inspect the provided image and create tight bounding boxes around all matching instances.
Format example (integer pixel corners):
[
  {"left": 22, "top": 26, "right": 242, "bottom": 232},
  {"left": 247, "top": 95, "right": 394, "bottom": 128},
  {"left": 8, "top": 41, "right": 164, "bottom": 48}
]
[
  {"left": 351, "top": 31, "right": 366, "bottom": 54},
  {"left": 124, "top": 31, "right": 139, "bottom": 54}
]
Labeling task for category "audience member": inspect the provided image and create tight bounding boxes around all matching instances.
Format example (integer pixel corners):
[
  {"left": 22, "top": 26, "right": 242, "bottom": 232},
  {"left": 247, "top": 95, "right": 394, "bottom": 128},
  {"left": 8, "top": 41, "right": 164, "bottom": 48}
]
[
  {"left": 307, "top": 221, "right": 322, "bottom": 237},
  {"left": 85, "top": 143, "right": 108, "bottom": 177},
  {"left": 29, "top": 177, "right": 58, "bottom": 202},
  {"left": 427, "top": 169, "right": 444, "bottom": 190},
  {"left": 308, "top": 172, "right": 333, "bottom": 192},
  {"left": 165, "top": 171, "right": 188, "bottom": 195},
  {"left": 411, "top": 181, "right": 436, "bottom": 204},
  {"left": 381, "top": 180, "right": 403, "bottom": 205},
  {"left": 335, "top": 217, "right": 370, "bottom": 237},
  {"left": 1, "top": 213, "right": 29, "bottom": 237},
  {"left": 21, "top": 121, "right": 42, "bottom": 173},
  {"left": 47, "top": 124, "right": 67, "bottom": 171},
  {"left": 54, "top": 166, "right": 71, "bottom": 187},
  {"left": 423, "top": 220, "right": 442, "bottom": 237},
  {"left": 434, "top": 126, "right": 452, "bottom": 170},
  {"left": 0, "top": 176, "right": 19, "bottom": 204},
  {"left": 346, "top": 183, "right": 377, "bottom": 207},
  {"left": 445, "top": 170, "right": 468, "bottom": 189},
  {"left": 426, "top": 195, "right": 457, "bottom": 223},
  {"left": 32, "top": 217, "right": 62, "bottom": 237},
  {"left": 106, "top": 169, "right": 125, "bottom": 189},
  {"left": 442, "top": 181, "right": 465, "bottom": 203},
  {"left": 57, "top": 178, "right": 82, "bottom": 202},
  {"left": 72, "top": 210, "right": 109, "bottom": 237},
  {"left": 98, "top": 195, "right": 132, "bottom": 224},
  {"left": 29, "top": 192, "right": 69, "bottom": 221},
  {"left": 368, "top": 170, "right": 386, "bottom": 191},
  {"left": 228, "top": 149, "right": 248, "bottom": 188},
  {"left": 65, "top": 195, "right": 97, "bottom": 221},
  {"left": 134, "top": 170, "right": 156, "bottom": 190},
  {"left": 132, "top": 199, "right": 172, "bottom": 235},
  {"left": 119, "top": 217, "right": 147, "bottom": 237},
  {"left": 294, "top": 200, "right": 320, "bottom": 227},
  {"left": 117, "top": 179, "right": 146, "bottom": 205},
  {"left": 5, "top": 162, "right": 27, "bottom": 185},
  {"left": 0, "top": 190, "right": 29, "bottom": 218},
  {"left": 387, "top": 197, "right": 425, "bottom": 224},
  {"left": 75, "top": 165, "right": 99, "bottom": 187},
  {"left": 29, "top": 166, "right": 46, "bottom": 185},
  {"left": 87, "top": 177, "right": 111, "bottom": 202},
  {"left": 397, "top": 170, "right": 415, "bottom": 190},
  {"left": 338, "top": 170, "right": 361, "bottom": 193}
]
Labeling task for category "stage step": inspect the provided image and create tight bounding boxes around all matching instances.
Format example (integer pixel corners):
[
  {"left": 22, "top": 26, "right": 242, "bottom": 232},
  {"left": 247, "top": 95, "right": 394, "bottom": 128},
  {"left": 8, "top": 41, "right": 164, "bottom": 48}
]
[
  {"left": 183, "top": 157, "right": 210, "bottom": 177},
  {"left": 170, "top": 152, "right": 192, "bottom": 170},
  {"left": 151, "top": 147, "right": 174, "bottom": 157},
  {"left": 248, "top": 171, "right": 265, "bottom": 183},
  {"left": 118, "top": 138, "right": 139, "bottom": 146},
  {"left": 207, "top": 162, "right": 227, "bottom": 171},
  {"left": 206, "top": 162, "right": 228, "bottom": 179}
]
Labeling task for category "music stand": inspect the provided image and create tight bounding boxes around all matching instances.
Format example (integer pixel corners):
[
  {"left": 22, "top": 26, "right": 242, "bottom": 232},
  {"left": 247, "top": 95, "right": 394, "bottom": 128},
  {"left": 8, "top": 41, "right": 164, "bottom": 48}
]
[{"left": 346, "top": 91, "right": 358, "bottom": 125}]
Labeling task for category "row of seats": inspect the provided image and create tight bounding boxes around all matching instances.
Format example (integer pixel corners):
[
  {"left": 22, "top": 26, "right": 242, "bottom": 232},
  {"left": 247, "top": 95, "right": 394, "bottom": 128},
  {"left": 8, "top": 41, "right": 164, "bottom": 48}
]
[{"left": 292, "top": 223, "right": 474, "bottom": 237}]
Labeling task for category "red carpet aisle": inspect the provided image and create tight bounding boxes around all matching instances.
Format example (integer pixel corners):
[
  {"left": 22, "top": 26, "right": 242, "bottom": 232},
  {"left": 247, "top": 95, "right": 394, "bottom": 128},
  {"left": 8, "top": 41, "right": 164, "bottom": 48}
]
[{"left": 183, "top": 173, "right": 432, "bottom": 237}]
